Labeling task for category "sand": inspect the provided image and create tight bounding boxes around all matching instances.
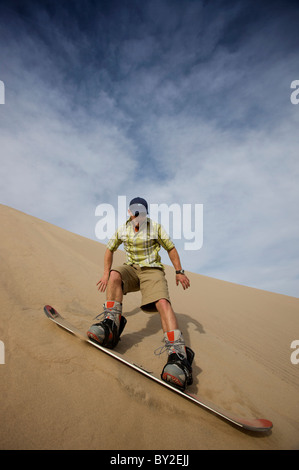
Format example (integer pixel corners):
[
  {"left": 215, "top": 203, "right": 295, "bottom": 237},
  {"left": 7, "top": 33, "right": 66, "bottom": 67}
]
[{"left": 0, "top": 203, "right": 299, "bottom": 450}]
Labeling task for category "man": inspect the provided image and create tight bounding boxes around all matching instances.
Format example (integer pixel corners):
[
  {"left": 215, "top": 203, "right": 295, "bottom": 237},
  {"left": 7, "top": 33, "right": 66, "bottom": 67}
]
[{"left": 87, "top": 197, "right": 194, "bottom": 390}]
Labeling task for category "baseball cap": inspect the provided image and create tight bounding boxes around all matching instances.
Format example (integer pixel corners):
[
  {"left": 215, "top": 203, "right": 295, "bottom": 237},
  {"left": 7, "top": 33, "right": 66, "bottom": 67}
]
[{"left": 129, "top": 197, "right": 148, "bottom": 215}]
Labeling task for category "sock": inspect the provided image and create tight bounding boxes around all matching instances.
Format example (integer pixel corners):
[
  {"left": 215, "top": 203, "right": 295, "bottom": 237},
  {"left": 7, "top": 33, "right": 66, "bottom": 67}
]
[
  {"left": 164, "top": 329, "right": 187, "bottom": 358},
  {"left": 105, "top": 300, "right": 122, "bottom": 311},
  {"left": 104, "top": 301, "right": 122, "bottom": 329}
]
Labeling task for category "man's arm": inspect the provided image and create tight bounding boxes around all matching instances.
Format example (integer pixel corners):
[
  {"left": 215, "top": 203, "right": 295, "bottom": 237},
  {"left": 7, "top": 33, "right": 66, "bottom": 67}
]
[
  {"left": 96, "top": 248, "right": 114, "bottom": 292},
  {"left": 167, "top": 247, "right": 190, "bottom": 290}
]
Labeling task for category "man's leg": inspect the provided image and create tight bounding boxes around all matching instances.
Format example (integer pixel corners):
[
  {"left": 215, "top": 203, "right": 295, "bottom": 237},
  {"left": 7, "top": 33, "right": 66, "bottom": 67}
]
[
  {"left": 155, "top": 298, "right": 178, "bottom": 332},
  {"left": 156, "top": 298, "right": 194, "bottom": 390},
  {"left": 87, "top": 270, "right": 125, "bottom": 348},
  {"left": 87, "top": 266, "right": 140, "bottom": 348},
  {"left": 106, "top": 270, "right": 123, "bottom": 303}
]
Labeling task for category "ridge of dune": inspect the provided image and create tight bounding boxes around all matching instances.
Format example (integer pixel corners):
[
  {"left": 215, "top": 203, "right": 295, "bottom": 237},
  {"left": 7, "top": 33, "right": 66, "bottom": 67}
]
[{"left": 1, "top": 203, "right": 299, "bottom": 450}]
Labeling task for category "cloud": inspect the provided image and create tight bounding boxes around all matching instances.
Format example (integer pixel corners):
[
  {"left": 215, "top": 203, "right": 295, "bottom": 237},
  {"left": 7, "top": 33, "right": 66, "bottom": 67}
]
[{"left": 0, "top": 0, "right": 298, "bottom": 296}]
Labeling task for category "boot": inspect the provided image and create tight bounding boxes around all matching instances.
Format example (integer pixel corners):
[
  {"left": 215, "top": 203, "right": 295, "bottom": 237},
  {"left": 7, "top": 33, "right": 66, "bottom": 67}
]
[
  {"left": 160, "top": 330, "right": 194, "bottom": 390},
  {"left": 87, "top": 301, "right": 127, "bottom": 349}
]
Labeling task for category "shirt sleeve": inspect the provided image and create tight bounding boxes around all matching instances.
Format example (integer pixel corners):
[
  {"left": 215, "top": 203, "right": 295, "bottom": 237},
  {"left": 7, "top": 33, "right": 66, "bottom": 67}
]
[
  {"left": 106, "top": 229, "right": 123, "bottom": 252},
  {"left": 157, "top": 224, "right": 175, "bottom": 252}
]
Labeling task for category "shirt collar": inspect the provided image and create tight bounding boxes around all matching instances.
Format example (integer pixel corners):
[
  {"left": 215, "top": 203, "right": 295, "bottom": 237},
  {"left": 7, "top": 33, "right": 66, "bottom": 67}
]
[{"left": 126, "top": 216, "right": 149, "bottom": 230}]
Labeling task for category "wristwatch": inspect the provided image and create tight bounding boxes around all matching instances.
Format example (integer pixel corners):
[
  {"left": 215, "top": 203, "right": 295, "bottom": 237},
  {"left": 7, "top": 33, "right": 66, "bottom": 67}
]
[{"left": 176, "top": 270, "right": 185, "bottom": 275}]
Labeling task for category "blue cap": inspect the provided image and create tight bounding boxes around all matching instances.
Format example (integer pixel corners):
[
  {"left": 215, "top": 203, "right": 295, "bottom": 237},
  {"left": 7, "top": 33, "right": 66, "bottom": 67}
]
[{"left": 129, "top": 197, "right": 148, "bottom": 215}]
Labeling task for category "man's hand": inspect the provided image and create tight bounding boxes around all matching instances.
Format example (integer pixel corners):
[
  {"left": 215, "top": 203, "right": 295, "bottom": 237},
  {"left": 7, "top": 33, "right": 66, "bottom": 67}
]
[
  {"left": 176, "top": 273, "right": 190, "bottom": 290},
  {"left": 96, "top": 273, "right": 109, "bottom": 292},
  {"left": 167, "top": 247, "right": 190, "bottom": 291},
  {"left": 97, "top": 249, "right": 113, "bottom": 292}
]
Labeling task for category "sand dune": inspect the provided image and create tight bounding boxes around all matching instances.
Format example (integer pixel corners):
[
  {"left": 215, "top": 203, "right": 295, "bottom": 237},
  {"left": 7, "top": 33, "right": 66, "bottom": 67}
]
[{"left": 0, "top": 203, "right": 299, "bottom": 450}]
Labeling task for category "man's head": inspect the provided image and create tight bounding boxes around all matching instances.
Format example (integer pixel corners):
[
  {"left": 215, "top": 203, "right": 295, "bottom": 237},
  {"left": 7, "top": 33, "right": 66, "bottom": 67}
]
[{"left": 128, "top": 197, "right": 148, "bottom": 218}]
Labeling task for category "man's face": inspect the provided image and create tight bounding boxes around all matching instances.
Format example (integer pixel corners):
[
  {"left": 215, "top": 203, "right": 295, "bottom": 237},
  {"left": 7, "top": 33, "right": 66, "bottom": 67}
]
[{"left": 128, "top": 204, "right": 147, "bottom": 226}]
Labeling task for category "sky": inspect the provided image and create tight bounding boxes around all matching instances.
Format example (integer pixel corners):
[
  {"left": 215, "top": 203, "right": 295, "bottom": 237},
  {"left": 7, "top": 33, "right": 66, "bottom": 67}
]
[{"left": 0, "top": 0, "right": 299, "bottom": 298}]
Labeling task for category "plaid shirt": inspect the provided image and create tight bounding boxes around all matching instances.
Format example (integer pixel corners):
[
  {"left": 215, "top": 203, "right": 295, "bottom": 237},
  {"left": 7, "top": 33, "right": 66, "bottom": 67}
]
[{"left": 107, "top": 217, "right": 175, "bottom": 268}]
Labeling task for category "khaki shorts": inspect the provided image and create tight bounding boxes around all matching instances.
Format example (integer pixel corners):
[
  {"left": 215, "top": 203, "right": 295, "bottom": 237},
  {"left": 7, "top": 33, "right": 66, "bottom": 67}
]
[{"left": 111, "top": 264, "right": 171, "bottom": 313}]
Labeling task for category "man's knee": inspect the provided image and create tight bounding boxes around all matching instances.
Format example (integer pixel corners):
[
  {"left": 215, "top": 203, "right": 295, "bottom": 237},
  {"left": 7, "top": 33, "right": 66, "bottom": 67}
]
[
  {"left": 109, "top": 270, "right": 122, "bottom": 284},
  {"left": 156, "top": 298, "right": 171, "bottom": 309}
]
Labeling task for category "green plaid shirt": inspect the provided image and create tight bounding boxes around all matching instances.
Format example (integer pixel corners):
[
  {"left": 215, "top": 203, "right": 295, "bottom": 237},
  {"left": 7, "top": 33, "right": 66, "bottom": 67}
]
[{"left": 107, "top": 218, "right": 175, "bottom": 268}]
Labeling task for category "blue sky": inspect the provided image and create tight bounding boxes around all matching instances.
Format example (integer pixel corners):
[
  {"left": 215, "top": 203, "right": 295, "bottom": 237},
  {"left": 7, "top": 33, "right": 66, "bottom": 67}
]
[{"left": 0, "top": 0, "right": 299, "bottom": 297}]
